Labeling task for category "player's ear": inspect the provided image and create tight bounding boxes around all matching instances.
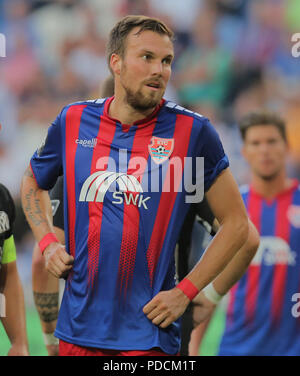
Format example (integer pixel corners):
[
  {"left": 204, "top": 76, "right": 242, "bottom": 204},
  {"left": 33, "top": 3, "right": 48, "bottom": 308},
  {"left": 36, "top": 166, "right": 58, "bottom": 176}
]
[{"left": 110, "top": 53, "right": 122, "bottom": 76}]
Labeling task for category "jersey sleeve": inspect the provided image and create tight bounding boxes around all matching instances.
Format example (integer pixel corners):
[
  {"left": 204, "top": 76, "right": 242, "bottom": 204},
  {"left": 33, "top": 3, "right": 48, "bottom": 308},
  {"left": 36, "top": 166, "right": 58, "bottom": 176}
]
[
  {"left": 30, "top": 111, "right": 64, "bottom": 190},
  {"left": 198, "top": 118, "right": 229, "bottom": 192}
]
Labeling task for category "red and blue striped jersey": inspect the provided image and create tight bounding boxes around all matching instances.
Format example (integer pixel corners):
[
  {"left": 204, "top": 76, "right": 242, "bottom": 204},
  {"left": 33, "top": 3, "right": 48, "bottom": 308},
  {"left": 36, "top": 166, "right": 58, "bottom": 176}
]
[
  {"left": 30, "top": 97, "right": 228, "bottom": 354},
  {"left": 219, "top": 181, "right": 300, "bottom": 356}
]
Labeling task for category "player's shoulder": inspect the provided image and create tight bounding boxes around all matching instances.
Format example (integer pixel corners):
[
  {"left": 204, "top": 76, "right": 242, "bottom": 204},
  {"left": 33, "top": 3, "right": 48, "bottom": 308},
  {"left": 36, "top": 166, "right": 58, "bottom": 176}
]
[
  {"left": 163, "top": 100, "right": 208, "bottom": 124},
  {"left": 61, "top": 97, "right": 108, "bottom": 114},
  {"left": 68, "top": 97, "right": 107, "bottom": 107}
]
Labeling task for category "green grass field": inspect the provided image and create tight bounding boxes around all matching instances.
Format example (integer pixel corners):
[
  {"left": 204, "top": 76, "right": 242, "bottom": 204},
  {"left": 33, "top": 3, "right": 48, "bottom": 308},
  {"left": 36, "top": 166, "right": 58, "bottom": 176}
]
[
  {"left": 199, "top": 307, "right": 226, "bottom": 356},
  {"left": 0, "top": 306, "right": 225, "bottom": 356},
  {"left": 0, "top": 307, "right": 48, "bottom": 356}
]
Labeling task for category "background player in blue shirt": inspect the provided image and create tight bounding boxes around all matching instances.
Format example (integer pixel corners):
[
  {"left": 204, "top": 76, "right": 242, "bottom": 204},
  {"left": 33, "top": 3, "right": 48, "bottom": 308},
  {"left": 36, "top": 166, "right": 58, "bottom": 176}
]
[
  {"left": 21, "top": 15, "right": 255, "bottom": 356},
  {"left": 191, "top": 111, "right": 300, "bottom": 356}
]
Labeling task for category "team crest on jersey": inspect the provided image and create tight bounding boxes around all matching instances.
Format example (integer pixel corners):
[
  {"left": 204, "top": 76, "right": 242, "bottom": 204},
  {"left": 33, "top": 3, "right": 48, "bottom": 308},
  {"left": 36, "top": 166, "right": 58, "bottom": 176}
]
[
  {"left": 287, "top": 205, "right": 300, "bottom": 228},
  {"left": 148, "top": 137, "right": 174, "bottom": 164}
]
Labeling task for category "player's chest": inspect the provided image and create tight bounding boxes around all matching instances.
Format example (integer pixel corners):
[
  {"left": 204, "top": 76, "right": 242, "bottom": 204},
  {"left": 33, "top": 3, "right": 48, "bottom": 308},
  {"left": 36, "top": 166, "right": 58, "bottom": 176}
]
[
  {"left": 68, "top": 125, "right": 180, "bottom": 181},
  {"left": 250, "top": 202, "right": 300, "bottom": 267}
]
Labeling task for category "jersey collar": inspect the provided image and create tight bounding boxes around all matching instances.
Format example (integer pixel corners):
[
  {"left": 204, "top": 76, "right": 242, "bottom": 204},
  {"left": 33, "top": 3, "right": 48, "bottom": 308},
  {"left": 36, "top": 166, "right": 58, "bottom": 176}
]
[
  {"left": 103, "top": 96, "right": 165, "bottom": 130},
  {"left": 250, "top": 179, "right": 299, "bottom": 204}
]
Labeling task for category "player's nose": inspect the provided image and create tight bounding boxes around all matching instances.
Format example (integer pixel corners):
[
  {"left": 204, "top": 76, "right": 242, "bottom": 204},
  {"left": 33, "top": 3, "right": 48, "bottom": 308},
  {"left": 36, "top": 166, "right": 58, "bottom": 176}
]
[{"left": 150, "top": 61, "right": 164, "bottom": 76}]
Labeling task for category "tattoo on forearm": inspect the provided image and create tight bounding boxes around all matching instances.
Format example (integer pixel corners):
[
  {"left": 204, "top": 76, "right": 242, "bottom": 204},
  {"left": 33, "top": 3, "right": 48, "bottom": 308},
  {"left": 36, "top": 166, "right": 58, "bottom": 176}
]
[
  {"left": 23, "top": 188, "right": 47, "bottom": 227},
  {"left": 33, "top": 292, "right": 59, "bottom": 323}
]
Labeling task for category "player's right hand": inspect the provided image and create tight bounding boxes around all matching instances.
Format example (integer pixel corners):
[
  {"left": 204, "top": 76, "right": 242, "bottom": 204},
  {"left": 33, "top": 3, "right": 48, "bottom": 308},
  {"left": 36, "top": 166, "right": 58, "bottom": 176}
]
[
  {"left": 192, "top": 291, "right": 216, "bottom": 327},
  {"left": 43, "top": 242, "right": 74, "bottom": 279}
]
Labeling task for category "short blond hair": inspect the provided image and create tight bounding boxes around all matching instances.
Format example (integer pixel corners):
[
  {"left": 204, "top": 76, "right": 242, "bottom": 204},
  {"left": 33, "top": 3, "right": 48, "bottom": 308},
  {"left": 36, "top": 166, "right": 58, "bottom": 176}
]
[{"left": 106, "top": 15, "right": 174, "bottom": 74}]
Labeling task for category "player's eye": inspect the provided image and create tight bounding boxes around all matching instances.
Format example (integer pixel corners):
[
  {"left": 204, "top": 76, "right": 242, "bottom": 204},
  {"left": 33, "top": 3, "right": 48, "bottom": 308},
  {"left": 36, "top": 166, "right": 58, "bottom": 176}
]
[
  {"left": 162, "top": 57, "right": 172, "bottom": 65},
  {"left": 267, "top": 139, "right": 277, "bottom": 145},
  {"left": 142, "top": 54, "right": 152, "bottom": 61}
]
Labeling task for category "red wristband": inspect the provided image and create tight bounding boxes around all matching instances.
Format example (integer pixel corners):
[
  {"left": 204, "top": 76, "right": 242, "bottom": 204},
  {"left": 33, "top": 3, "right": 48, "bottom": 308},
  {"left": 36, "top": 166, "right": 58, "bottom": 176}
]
[
  {"left": 39, "top": 233, "right": 59, "bottom": 254},
  {"left": 176, "top": 278, "right": 199, "bottom": 301}
]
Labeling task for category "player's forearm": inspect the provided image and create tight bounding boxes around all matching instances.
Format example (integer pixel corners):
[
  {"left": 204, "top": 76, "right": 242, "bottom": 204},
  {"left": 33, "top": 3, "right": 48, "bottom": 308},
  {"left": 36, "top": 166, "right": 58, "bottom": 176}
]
[
  {"left": 1, "top": 263, "right": 28, "bottom": 349},
  {"left": 185, "top": 214, "right": 249, "bottom": 291},
  {"left": 21, "top": 167, "right": 54, "bottom": 242},
  {"left": 212, "top": 220, "right": 259, "bottom": 296}
]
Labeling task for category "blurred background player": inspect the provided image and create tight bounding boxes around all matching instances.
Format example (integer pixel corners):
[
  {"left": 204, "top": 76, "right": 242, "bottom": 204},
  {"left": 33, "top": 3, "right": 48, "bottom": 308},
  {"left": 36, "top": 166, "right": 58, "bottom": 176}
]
[
  {"left": 190, "top": 111, "right": 300, "bottom": 356},
  {"left": 31, "top": 176, "right": 64, "bottom": 356},
  {"left": 0, "top": 180, "right": 29, "bottom": 356},
  {"left": 178, "top": 197, "right": 260, "bottom": 356},
  {"left": 31, "top": 76, "right": 114, "bottom": 356}
]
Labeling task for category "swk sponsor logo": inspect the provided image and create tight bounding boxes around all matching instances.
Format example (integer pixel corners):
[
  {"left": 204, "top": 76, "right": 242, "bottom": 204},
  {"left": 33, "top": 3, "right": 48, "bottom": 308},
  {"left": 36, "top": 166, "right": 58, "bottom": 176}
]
[
  {"left": 251, "top": 236, "right": 296, "bottom": 266},
  {"left": 111, "top": 192, "right": 150, "bottom": 209},
  {"left": 79, "top": 170, "right": 150, "bottom": 209},
  {"left": 80, "top": 148, "right": 204, "bottom": 204}
]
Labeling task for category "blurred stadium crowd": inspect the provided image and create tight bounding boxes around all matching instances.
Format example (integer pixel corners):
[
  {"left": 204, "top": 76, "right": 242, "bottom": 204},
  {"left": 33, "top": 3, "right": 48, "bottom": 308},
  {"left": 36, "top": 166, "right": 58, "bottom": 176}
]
[{"left": 0, "top": 0, "right": 300, "bottom": 305}]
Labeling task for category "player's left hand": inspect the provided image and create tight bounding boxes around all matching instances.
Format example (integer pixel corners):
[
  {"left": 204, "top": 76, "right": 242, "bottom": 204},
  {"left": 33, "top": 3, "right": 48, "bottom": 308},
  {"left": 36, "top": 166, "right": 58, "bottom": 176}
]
[
  {"left": 192, "top": 291, "right": 216, "bottom": 327},
  {"left": 46, "top": 344, "right": 59, "bottom": 356},
  {"left": 143, "top": 288, "right": 190, "bottom": 329}
]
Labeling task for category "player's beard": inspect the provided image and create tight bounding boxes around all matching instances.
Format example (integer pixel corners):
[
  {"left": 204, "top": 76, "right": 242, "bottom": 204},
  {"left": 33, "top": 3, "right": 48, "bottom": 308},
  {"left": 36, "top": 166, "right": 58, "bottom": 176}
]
[{"left": 124, "top": 85, "right": 163, "bottom": 112}]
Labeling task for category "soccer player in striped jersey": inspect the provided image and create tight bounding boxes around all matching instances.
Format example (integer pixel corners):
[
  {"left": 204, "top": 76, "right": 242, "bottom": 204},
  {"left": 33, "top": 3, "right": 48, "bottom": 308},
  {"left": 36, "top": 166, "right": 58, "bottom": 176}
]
[
  {"left": 192, "top": 111, "right": 300, "bottom": 356},
  {"left": 178, "top": 199, "right": 259, "bottom": 356},
  {"left": 0, "top": 182, "right": 28, "bottom": 355},
  {"left": 21, "top": 15, "right": 252, "bottom": 356}
]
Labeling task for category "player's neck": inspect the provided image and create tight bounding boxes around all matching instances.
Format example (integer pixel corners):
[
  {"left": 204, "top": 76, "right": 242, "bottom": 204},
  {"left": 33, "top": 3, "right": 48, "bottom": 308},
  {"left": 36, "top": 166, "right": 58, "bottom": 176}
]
[
  {"left": 109, "top": 96, "right": 156, "bottom": 125},
  {"left": 251, "top": 170, "right": 293, "bottom": 200}
]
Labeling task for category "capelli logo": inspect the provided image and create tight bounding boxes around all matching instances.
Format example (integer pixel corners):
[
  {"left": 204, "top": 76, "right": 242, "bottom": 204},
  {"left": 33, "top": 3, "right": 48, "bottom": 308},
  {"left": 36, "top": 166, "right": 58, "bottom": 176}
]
[
  {"left": 76, "top": 138, "right": 97, "bottom": 148},
  {"left": 291, "top": 33, "right": 300, "bottom": 58},
  {"left": 0, "top": 33, "right": 6, "bottom": 57}
]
